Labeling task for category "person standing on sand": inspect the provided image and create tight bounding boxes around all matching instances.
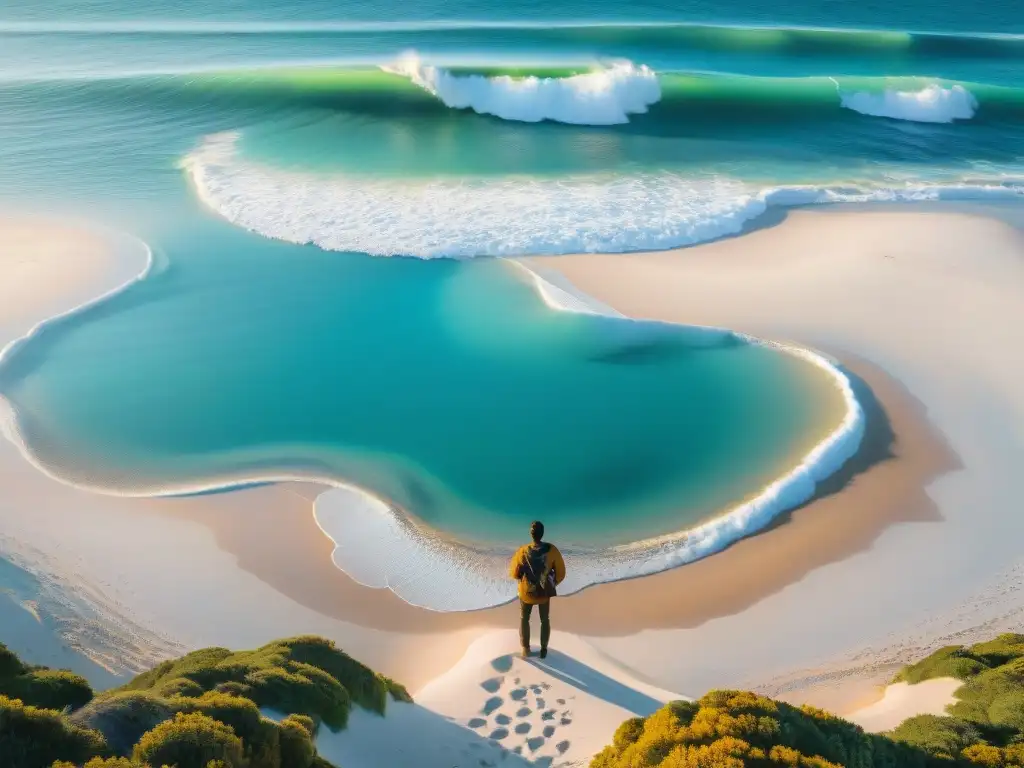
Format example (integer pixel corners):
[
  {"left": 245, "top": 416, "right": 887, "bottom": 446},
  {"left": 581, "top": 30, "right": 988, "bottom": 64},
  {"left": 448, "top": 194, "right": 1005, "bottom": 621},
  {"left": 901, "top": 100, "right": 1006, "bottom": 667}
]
[{"left": 508, "top": 521, "right": 566, "bottom": 659}]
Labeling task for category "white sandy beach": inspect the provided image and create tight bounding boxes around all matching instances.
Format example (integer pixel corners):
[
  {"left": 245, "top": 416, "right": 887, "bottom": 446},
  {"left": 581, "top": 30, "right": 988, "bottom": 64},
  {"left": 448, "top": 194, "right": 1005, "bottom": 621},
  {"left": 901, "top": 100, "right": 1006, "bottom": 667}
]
[
  {"left": 3, "top": 205, "right": 1024, "bottom": 765},
  {"left": 312, "top": 630, "right": 683, "bottom": 768},
  {"left": 846, "top": 677, "right": 962, "bottom": 733},
  {"left": 523, "top": 206, "right": 1024, "bottom": 701}
]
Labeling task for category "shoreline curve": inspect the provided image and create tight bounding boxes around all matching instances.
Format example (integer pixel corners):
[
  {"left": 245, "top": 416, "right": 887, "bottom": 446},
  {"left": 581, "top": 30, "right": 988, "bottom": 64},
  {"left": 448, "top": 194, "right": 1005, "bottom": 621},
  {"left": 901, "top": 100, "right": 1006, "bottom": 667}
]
[
  {"left": 310, "top": 261, "right": 864, "bottom": 611},
  {"left": 0, "top": 215, "right": 863, "bottom": 613}
]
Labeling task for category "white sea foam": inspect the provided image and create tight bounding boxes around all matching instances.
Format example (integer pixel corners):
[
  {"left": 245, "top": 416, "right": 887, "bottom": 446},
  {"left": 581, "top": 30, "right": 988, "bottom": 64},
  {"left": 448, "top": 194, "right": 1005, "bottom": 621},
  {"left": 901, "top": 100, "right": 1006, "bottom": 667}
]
[
  {"left": 310, "top": 263, "right": 865, "bottom": 611},
  {"left": 184, "top": 132, "right": 1023, "bottom": 259},
  {"left": 382, "top": 53, "right": 661, "bottom": 125},
  {"left": 837, "top": 82, "right": 978, "bottom": 123}
]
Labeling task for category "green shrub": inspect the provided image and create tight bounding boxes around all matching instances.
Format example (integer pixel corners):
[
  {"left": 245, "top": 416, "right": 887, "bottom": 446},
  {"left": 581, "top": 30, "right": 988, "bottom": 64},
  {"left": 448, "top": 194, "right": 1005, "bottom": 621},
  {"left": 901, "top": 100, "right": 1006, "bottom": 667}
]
[
  {"left": 897, "top": 646, "right": 992, "bottom": 684},
  {"left": 213, "top": 682, "right": 252, "bottom": 698},
  {"left": 70, "top": 691, "right": 174, "bottom": 756},
  {"left": 178, "top": 692, "right": 283, "bottom": 768},
  {"left": 0, "top": 642, "right": 24, "bottom": 677},
  {"left": 988, "top": 692, "right": 1024, "bottom": 732},
  {"left": 278, "top": 715, "right": 316, "bottom": 768},
  {"left": 132, "top": 712, "right": 245, "bottom": 768},
  {"left": 612, "top": 717, "right": 645, "bottom": 750},
  {"left": 949, "top": 667, "right": 1024, "bottom": 727},
  {"left": 246, "top": 662, "right": 350, "bottom": 730},
  {"left": 274, "top": 636, "right": 386, "bottom": 714},
  {"left": 0, "top": 694, "right": 107, "bottom": 768},
  {"left": 962, "top": 743, "right": 1007, "bottom": 766},
  {"left": 1, "top": 634, "right": 404, "bottom": 768},
  {"left": 590, "top": 690, "right": 942, "bottom": 768},
  {"left": 115, "top": 635, "right": 403, "bottom": 729},
  {"left": 378, "top": 675, "right": 412, "bottom": 705},
  {"left": 155, "top": 677, "right": 205, "bottom": 698},
  {"left": 890, "top": 714, "right": 982, "bottom": 757},
  {"left": 961, "top": 742, "right": 1024, "bottom": 766},
  {"left": 0, "top": 644, "right": 94, "bottom": 711},
  {"left": 7, "top": 669, "right": 95, "bottom": 712},
  {"left": 124, "top": 649, "right": 234, "bottom": 694},
  {"left": 283, "top": 714, "right": 315, "bottom": 738},
  {"left": 970, "top": 635, "right": 1024, "bottom": 667}
]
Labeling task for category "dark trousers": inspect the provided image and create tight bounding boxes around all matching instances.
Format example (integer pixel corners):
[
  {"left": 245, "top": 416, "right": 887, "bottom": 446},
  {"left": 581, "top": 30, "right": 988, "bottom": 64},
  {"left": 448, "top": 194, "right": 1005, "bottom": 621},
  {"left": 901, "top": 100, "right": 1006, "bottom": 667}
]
[{"left": 519, "top": 600, "right": 550, "bottom": 650}]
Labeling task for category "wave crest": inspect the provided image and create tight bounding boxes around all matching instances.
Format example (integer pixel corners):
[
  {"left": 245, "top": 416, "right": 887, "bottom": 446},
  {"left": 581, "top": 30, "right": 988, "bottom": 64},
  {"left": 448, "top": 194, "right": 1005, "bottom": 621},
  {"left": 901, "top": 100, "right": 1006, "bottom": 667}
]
[
  {"left": 837, "top": 82, "right": 978, "bottom": 122},
  {"left": 382, "top": 53, "right": 661, "bottom": 125},
  {"left": 183, "top": 132, "right": 1023, "bottom": 259}
]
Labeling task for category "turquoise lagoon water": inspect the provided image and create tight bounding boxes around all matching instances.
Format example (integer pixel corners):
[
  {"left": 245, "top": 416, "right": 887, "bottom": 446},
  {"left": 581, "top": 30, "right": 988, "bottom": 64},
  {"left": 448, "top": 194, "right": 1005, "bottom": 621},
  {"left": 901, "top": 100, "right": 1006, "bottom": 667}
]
[
  {"left": 0, "top": 203, "right": 839, "bottom": 548},
  {"left": 0, "top": 0, "right": 1022, "bottom": 574}
]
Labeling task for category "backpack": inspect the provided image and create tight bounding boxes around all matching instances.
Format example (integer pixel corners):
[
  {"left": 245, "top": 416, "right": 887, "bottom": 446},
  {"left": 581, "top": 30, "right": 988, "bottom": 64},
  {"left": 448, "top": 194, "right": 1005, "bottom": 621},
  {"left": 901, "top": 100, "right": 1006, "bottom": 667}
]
[{"left": 519, "top": 543, "right": 557, "bottom": 600}]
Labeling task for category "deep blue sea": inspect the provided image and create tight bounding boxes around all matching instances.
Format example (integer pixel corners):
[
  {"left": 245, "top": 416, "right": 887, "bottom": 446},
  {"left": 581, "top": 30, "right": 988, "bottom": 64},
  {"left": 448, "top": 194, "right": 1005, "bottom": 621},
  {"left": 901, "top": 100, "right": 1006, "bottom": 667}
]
[{"left": 0, "top": 0, "right": 1020, "bottom": 559}]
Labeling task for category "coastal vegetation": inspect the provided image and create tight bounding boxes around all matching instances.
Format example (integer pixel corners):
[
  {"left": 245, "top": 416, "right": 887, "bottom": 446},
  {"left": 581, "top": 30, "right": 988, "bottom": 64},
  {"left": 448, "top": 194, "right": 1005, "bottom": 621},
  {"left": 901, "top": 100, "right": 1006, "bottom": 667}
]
[
  {"left": 890, "top": 633, "right": 1024, "bottom": 764},
  {"left": 591, "top": 633, "right": 1024, "bottom": 768},
  {"left": 0, "top": 636, "right": 410, "bottom": 768},
  {"left": 1, "top": 642, "right": 94, "bottom": 711},
  {"left": 589, "top": 691, "right": 938, "bottom": 768},
  {"left": 8, "top": 631, "right": 1024, "bottom": 768}
]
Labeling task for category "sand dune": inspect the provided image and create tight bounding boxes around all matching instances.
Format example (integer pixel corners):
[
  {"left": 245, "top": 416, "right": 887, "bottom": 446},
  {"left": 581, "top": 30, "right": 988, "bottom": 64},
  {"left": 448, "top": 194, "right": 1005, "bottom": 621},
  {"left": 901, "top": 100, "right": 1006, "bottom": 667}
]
[
  {"left": 315, "top": 630, "right": 683, "bottom": 768},
  {"left": 847, "top": 677, "right": 962, "bottom": 732}
]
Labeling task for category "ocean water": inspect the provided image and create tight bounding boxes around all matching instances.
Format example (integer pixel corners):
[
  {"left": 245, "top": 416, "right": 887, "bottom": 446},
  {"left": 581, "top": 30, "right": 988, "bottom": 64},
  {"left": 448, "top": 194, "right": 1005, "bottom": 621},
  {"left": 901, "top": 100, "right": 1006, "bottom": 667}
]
[{"left": 0, "top": 0, "right": 1021, "bottom": 604}]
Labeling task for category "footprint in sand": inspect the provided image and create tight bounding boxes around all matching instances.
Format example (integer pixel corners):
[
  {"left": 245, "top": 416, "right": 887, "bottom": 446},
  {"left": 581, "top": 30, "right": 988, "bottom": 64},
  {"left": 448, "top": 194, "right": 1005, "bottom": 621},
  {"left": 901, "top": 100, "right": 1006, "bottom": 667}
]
[
  {"left": 527, "top": 736, "right": 546, "bottom": 752},
  {"left": 556, "top": 698, "right": 566, "bottom": 705},
  {"left": 536, "top": 697, "right": 546, "bottom": 709},
  {"left": 481, "top": 677, "right": 503, "bottom": 693},
  {"left": 543, "top": 725, "right": 555, "bottom": 738},
  {"left": 495, "top": 713, "right": 512, "bottom": 725},
  {"left": 541, "top": 709, "right": 556, "bottom": 721},
  {"left": 468, "top": 718, "right": 487, "bottom": 729},
  {"left": 516, "top": 707, "right": 532, "bottom": 718},
  {"left": 482, "top": 697, "right": 503, "bottom": 715},
  {"left": 556, "top": 740, "right": 570, "bottom": 755},
  {"left": 512, "top": 746, "right": 523, "bottom": 755},
  {"left": 515, "top": 722, "right": 532, "bottom": 735},
  {"left": 509, "top": 688, "right": 528, "bottom": 701},
  {"left": 560, "top": 714, "right": 573, "bottom": 726},
  {"left": 489, "top": 727, "right": 509, "bottom": 741},
  {"left": 491, "top": 656, "right": 513, "bottom": 673}
]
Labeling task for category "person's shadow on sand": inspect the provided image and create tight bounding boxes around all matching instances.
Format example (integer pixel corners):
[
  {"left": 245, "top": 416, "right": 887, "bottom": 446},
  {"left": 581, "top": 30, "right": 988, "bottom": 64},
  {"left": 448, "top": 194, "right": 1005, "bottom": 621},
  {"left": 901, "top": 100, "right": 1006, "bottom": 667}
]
[{"left": 526, "top": 650, "right": 664, "bottom": 716}]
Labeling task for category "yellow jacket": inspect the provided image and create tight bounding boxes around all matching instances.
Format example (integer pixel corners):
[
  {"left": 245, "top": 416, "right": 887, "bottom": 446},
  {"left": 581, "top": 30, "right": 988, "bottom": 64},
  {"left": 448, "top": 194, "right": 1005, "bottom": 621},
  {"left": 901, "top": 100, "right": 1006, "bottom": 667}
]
[{"left": 508, "top": 542, "right": 566, "bottom": 605}]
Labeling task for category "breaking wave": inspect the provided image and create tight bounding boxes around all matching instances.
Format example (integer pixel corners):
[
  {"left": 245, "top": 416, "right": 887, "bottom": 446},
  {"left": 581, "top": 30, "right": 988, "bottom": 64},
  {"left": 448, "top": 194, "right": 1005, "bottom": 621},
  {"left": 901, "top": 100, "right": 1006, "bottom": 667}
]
[
  {"left": 837, "top": 81, "right": 978, "bottom": 122},
  {"left": 183, "top": 131, "right": 1024, "bottom": 259},
  {"left": 381, "top": 53, "right": 660, "bottom": 125}
]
